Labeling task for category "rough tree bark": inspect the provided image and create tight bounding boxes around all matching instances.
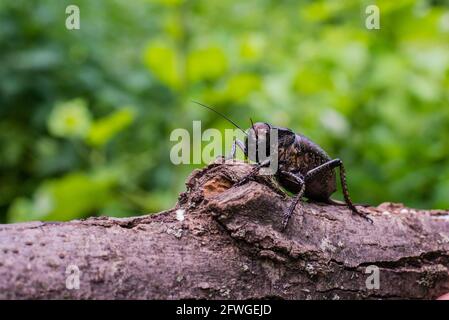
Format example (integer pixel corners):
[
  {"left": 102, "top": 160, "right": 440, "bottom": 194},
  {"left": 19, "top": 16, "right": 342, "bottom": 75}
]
[{"left": 1, "top": 160, "right": 449, "bottom": 299}]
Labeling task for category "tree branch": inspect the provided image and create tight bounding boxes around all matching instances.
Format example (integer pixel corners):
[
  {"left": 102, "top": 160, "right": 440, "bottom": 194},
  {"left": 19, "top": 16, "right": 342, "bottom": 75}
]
[{"left": 1, "top": 160, "right": 448, "bottom": 299}]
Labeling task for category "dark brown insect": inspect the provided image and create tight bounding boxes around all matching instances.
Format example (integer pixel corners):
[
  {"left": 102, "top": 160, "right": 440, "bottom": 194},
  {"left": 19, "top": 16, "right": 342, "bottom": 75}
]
[{"left": 194, "top": 102, "right": 372, "bottom": 230}]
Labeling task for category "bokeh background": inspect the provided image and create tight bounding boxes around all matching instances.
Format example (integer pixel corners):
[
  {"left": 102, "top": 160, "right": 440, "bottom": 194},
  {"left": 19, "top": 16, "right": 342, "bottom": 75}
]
[{"left": 1, "top": 0, "right": 448, "bottom": 223}]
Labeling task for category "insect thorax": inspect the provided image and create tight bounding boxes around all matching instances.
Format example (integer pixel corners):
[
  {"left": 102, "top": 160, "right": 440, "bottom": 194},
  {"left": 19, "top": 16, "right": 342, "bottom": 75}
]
[{"left": 278, "top": 134, "right": 331, "bottom": 175}]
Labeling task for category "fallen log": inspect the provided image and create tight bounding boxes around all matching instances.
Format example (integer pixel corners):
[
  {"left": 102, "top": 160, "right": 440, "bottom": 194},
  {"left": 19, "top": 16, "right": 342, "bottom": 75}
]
[{"left": 1, "top": 160, "right": 448, "bottom": 299}]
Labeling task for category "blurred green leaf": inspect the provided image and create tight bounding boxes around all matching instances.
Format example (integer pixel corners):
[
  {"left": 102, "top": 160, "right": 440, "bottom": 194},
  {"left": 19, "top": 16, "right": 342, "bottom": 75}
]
[
  {"left": 87, "top": 107, "right": 135, "bottom": 147},
  {"left": 8, "top": 172, "right": 116, "bottom": 222},
  {"left": 224, "top": 73, "right": 261, "bottom": 101},
  {"left": 143, "top": 40, "right": 182, "bottom": 89},
  {"left": 187, "top": 46, "right": 228, "bottom": 83},
  {"left": 47, "top": 99, "right": 92, "bottom": 139}
]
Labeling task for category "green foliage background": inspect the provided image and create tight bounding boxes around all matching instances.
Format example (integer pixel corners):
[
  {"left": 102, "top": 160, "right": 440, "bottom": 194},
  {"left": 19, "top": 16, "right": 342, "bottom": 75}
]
[{"left": 1, "top": 0, "right": 448, "bottom": 223}]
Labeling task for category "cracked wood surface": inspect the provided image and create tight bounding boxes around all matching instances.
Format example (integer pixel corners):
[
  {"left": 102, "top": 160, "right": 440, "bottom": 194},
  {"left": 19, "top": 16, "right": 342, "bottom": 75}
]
[{"left": 0, "top": 159, "right": 448, "bottom": 299}]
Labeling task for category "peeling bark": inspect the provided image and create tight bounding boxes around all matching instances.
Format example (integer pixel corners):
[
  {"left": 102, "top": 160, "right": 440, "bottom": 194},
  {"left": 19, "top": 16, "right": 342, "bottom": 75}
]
[{"left": 1, "top": 160, "right": 449, "bottom": 299}]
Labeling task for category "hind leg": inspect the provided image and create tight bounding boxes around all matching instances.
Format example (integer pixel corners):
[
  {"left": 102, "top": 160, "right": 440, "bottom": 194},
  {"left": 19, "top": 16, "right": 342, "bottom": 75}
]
[
  {"left": 305, "top": 159, "right": 373, "bottom": 223},
  {"left": 326, "top": 198, "right": 371, "bottom": 207}
]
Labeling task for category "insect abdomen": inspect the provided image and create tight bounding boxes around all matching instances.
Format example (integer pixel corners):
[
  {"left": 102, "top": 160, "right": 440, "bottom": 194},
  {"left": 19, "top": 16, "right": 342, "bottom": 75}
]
[{"left": 295, "top": 134, "right": 337, "bottom": 200}]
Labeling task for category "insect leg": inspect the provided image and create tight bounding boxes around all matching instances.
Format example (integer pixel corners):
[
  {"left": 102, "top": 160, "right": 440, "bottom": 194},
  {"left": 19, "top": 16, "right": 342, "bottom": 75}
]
[
  {"left": 225, "top": 139, "right": 246, "bottom": 160},
  {"left": 234, "top": 158, "right": 270, "bottom": 187},
  {"left": 305, "top": 159, "right": 373, "bottom": 223},
  {"left": 280, "top": 171, "right": 305, "bottom": 230},
  {"left": 326, "top": 198, "right": 371, "bottom": 207}
]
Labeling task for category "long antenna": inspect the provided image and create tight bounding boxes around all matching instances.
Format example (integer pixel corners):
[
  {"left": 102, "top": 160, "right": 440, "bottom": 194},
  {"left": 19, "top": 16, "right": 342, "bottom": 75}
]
[
  {"left": 192, "top": 101, "right": 248, "bottom": 136},
  {"left": 250, "top": 117, "right": 259, "bottom": 162},
  {"left": 250, "top": 118, "right": 255, "bottom": 130},
  {"left": 250, "top": 117, "right": 259, "bottom": 141}
]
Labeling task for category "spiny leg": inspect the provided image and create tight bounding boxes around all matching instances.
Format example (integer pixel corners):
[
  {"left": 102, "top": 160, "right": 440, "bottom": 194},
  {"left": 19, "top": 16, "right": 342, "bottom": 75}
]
[
  {"left": 234, "top": 158, "right": 270, "bottom": 187},
  {"left": 279, "top": 171, "right": 305, "bottom": 230},
  {"left": 326, "top": 198, "right": 371, "bottom": 207},
  {"left": 225, "top": 139, "right": 246, "bottom": 160},
  {"left": 305, "top": 159, "right": 373, "bottom": 223},
  {"left": 337, "top": 161, "right": 373, "bottom": 222}
]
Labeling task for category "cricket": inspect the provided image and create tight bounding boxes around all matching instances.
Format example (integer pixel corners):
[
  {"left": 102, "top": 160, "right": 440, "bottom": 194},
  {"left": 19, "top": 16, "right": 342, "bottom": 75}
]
[{"left": 194, "top": 101, "right": 373, "bottom": 230}]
